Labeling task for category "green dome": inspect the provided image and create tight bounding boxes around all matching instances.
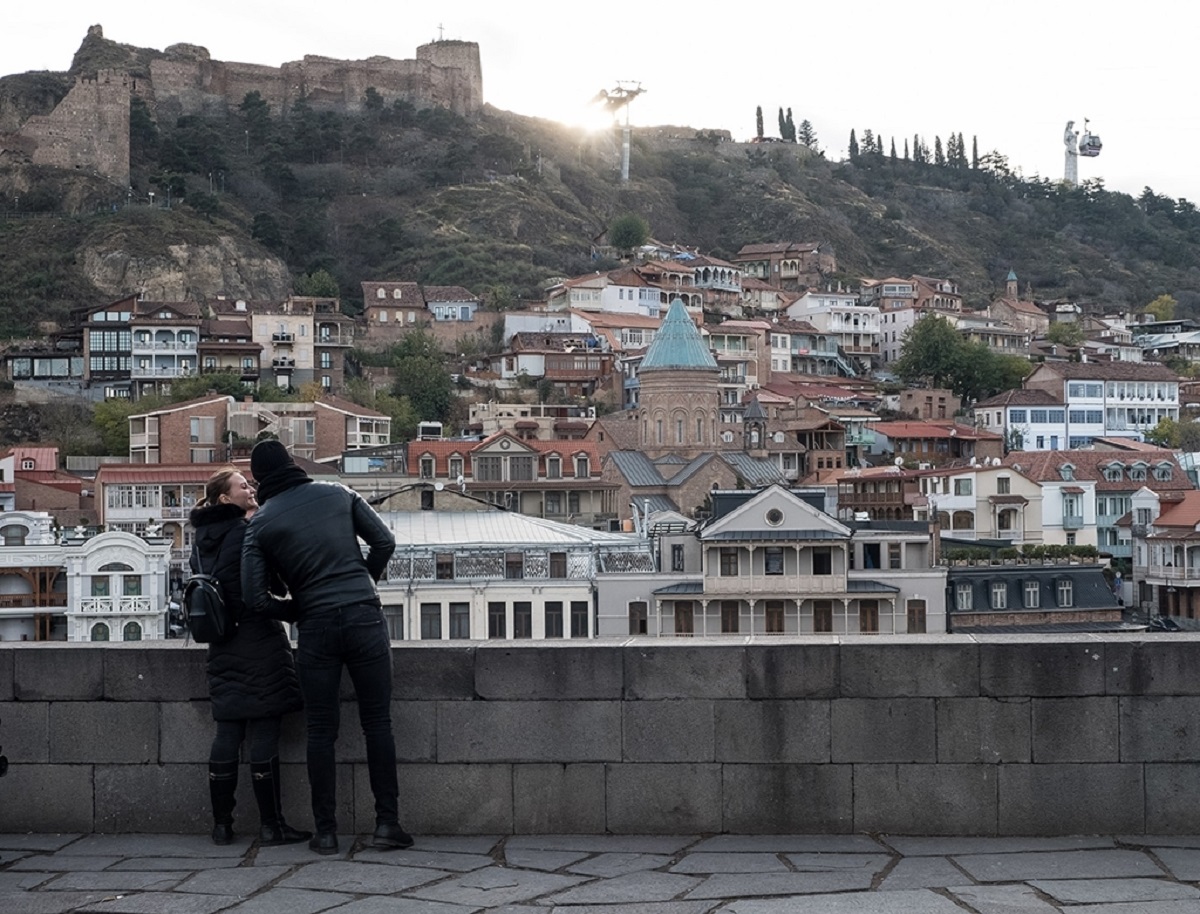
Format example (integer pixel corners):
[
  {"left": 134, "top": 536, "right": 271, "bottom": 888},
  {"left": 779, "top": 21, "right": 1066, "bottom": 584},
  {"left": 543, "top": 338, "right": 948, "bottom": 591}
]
[{"left": 641, "top": 298, "right": 717, "bottom": 372}]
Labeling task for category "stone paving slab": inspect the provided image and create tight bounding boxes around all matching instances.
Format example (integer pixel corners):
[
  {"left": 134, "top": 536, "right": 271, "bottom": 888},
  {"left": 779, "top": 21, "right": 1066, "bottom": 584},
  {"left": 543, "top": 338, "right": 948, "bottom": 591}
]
[
  {"left": 323, "top": 898, "right": 484, "bottom": 914},
  {"left": 409, "top": 836, "right": 502, "bottom": 855},
  {"left": 503, "top": 849, "right": 590, "bottom": 871},
  {"left": 9, "top": 856, "right": 125, "bottom": 872},
  {"left": 0, "top": 835, "right": 82, "bottom": 852},
  {"left": 41, "top": 870, "right": 191, "bottom": 891},
  {"left": 106, "top": 857, "right": 242, "bottom": 871},
  {"left": 503, "top": 835, "right": 698, "bottom": 854},
  {"left": 875, "top": 856, "right": 970, "bottom": 891},
  {"left": 174, "top": 864, "right": 292, "bottom": 896},
  {"left": 784, "top": 852, "right": 891, "bottom": 875},
  {"left": 276, "top": 860, "right": 446, "bottom": 894},
  {"left": 76, "top": 891, "right": 241, "bottom": 913},
  {"left": 565, "top": 853, "right": 674, "bottom": 877},
  {"left": 0, "top": 871, "right": 54, "bottom": 892},
  {"left": 1064, "top": 903, "right": 1200, "bottom": 914},
  {"left": 216, "top": 887, "right": 355, "bottom": 914},
  {"left": 945, "top": 884, "right": 1061, "bottom": 913},
  {"left": 0, "top": 849, "right": 30, "bottom": 865},
  {"left": 691, "top": 835, "right": 884, "bottom": 853},
  {"left": 542, "top": 905, "right": 714, "bottom": 914},
  {"left": 544, "top": 871, "right": 702, "bottom": 904},
  {"left": 716, "top": 888, "right": 967, "bottom": 913},
  {"left": 56, "top": 834, "right": 246, "bottom": 858},
  {"left": 952, "top": 848, "right": 1163, "bottom": 881},
  {"left": 686, "top": 870, "right": 877, "bottom": 899},
  {"left": 1118, "top": 834, "right": 1200, "bottom": 849},
  {"left": 0, "top": 891, "right": 110, "bottom": 914},
  {"left": 253, "top": 836, "right": 355, "bottom": 864},
  {"left": 882, "top": 835, "right": 1117, "bottom": 855},
  {"left": 670, "top": 852, "right": 793, "bottom": 874},
  {"left": 1151, "top": 847, "right": 1200, "bottom": 880},
  {"left": 354, "top": 846, "right": 495, "bottom": 871},
  {"left": 1030, "top": 877, "right": 1200, "bottom": 904},
  {"left": 407, "top": 867, "right": 588, "bottom": 907}
]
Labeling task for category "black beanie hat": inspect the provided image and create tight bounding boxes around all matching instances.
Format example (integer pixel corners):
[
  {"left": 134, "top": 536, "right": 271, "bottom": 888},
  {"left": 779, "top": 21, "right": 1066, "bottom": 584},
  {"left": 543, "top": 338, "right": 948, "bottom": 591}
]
[{"left": 251, "top": 439, "right": 293, "bottom": 480}]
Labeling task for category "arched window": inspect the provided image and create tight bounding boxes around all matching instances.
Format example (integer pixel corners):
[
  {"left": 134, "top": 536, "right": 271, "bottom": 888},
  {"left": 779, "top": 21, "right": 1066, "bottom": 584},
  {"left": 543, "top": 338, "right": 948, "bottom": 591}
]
[
  {"left": 1, "top": 524, "right": 28, "bottom": 546},
  {"left": 90, "top": 623, "right": 111, "bottom": 642},
  {"left": 123, "top": 621, "right": 142, "bottom": 641},
  {"left": 376, "top": 287, "right": 386, "bottom": 299}
]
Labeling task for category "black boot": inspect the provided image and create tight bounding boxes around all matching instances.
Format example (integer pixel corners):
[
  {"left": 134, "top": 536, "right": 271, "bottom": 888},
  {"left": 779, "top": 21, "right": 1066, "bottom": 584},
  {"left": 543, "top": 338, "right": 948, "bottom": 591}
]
[
  {"left": 251, "top": 757, "right": 312, "bottom": 846},
  {"left": 208, "top": 759, "right": 238, "bottom": 845}
]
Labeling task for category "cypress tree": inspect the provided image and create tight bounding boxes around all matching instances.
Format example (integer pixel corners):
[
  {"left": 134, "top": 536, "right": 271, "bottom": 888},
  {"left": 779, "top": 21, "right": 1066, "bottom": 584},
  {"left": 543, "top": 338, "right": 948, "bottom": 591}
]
[{"left": 848, "top": 128, "right": 859, "bottom": 159}]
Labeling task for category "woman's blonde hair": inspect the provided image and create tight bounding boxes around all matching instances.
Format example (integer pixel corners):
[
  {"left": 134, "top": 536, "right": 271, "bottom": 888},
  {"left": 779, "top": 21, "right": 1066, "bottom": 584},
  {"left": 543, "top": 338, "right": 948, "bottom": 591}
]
[{"left": 200, "top": 467, "right": 241, "bottom": 508}]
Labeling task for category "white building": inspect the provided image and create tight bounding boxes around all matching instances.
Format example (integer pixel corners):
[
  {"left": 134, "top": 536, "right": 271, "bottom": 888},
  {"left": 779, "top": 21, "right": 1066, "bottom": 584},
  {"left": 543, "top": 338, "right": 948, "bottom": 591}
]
[{"left": 786, "top": 290, "right": 881, "bottom": 371}]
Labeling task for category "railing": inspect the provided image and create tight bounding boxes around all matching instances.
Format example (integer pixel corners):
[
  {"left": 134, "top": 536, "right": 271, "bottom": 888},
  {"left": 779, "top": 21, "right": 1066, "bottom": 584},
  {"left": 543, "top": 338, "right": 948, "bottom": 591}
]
[
  {"left": 130, "top": 341, "right": 196, "bottom": 352},
  {"left": 1146, "top": 565, "right": 1200, "bottom": 582},
  {"left": 1062, "top": 514, "right": 1084, "bottom": 530},
  {"left": 130, "top": 433, "right": 160, "bottom": 448},
  {"left": 271, "top": 333, "right": 294, "bottom": 343},
  {"left": 131, "top": 367, "right": 194, "bottom": 379},
  {"left": 271, "top": 358, "right": 295, "bottom": 369},
  {"left": 705, "top": 574, "right": 847, "bottom": 595},
  {"left": 0, "top": 594, "right": 67, "bottom": 609},
  {"left": 78, "top": 596, "right": 155, "bottom": 614}
]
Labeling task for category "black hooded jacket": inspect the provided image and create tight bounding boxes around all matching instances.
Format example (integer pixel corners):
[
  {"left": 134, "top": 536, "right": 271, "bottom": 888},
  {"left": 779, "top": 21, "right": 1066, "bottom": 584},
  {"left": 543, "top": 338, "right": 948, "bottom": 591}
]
[{"left": 189, "top": 502, "right": 302, "bottom": 722}]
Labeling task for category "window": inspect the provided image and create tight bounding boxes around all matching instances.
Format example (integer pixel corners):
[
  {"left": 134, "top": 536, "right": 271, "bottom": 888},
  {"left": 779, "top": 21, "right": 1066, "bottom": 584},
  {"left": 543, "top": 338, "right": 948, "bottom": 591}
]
[
  {"left": 91, "top": 577, "right": 110, "bottom": 597},
  {"left": 488, "top": 602, "right": 507, "bottom": 638},
  {"left": 1025, "top": 581, "right": 1040, "bottom": 608},
  {"left": 1, "top": 524, "right": 28, "bottom": 546},
  {"left": 764, "top": 547, "right": 784, "bottom": 575},
  {"left": 766, "top": 600, "right": 785, "bottom": 634},
  {"left": 906, "top": 599, "right": 927, "bottom": 634},
  {"left": 545, "top": 492, "right": 561, "bottom": 515},
  {"left": 1009, "top": 409, "right": 1027, "bottom": 423},
  {"left": 812, "top": 548, "right": 833, "bottom": 575},
  {"left": 991, "top": 582, "right": 1008, "bottom": 610},
  {"left": 997, "top": 476, "right": 1011, "bottom": 494},
  {"left": 513, "top": 602, "right": 533, "bottom": 639},
  {"left": 863, "top": 543, "right": 881, "bottom": 569},
  {"left": 1030, "top": 410, "right": 1048, "bottom": 424},
  {"left": 1104, "top": 464, "right": 1123, "bottom": 482},
  {"left": 1155, "top": 462, "right": 1174, "bottom": 481},
  {"left": 436, "top": 553, "right": 454, "bottom": 580},
  {"left": 417, "top": 604, "right": 441, "bottom": 640},
  {"left": 449, "top": 456, "right": 464, "bottom": 480},
  {"left": 719, "top": 547, "right": 739, "bottom": 576},
  {"left": 122, "top": 622, "right": 142, "bottom": 642},
  {"left": 956, "top": 583, "right": 973, "bottom": 611},
  {"left": 720, "top": 601, "right": 739, "bottom": 634},
  {"left": 123, "top": 576, "right": 142, "bottom": 596},
  {"left": 449, "top": 603, "right": 470, "bottom": 639},
  {"left": 90, "top": 623, "right": 110, "bottom": 642},
  {"left": 813, "top": 600, "right": 833, "bottom": 633},
  {"left": 671, "top": 544, "right": 685, "bottom": 572},
  {"left": 570, "top": 601, "right": 589, "bottom": 638},
  {"left": 190, "top": 416, "right": 215, "bottom": 444},
  {"left": 1057, "top": 579, "right": 1074, "bottom": 607},
  {"left": 575, "top": 455, "right": 590, "bottom": 477},
  {"left": 505, "top": 553, "right": 524, "bottom": 579},
  {"left": 319, "top": 352, "right": 332, "bottom": 369},
  {"left": 546, "top": 455, "right": 561, "bottom": 479},
  {"left": 859, "top": 600, "right": 879, "bottom": 633},
  {"left": 674, "top": 601, "right": 694, "bottom": 635},
  {"left": 954, "top": 478, "right": 973, "bottom": 496},
  {"left": 545, "top": 602, "right": 565, "bottom": 638},
  {"left": 1059, "top": 464, "right": 1074, "bottom": 481},
  {"left": 888, "top": 543, "right": 902, "bottom": 570}
]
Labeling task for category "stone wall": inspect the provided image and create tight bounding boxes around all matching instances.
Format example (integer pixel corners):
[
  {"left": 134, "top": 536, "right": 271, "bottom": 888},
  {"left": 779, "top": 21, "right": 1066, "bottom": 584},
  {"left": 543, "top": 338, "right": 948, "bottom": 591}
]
[
  {"left": 1, "top": 636, "right": 1197, "bottom": 836},
  {"left": 20, "top": 70, "right": 130, "bottom": 185}
]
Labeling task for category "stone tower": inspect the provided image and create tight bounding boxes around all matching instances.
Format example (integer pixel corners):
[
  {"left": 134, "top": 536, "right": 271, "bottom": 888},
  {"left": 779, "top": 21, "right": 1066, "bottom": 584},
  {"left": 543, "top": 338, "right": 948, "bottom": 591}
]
[
  {"left": 21, "top": 69, "right": 131, "bottom": 186},
  {"left": 637, "top": 298, "right": 719, "bottom": 458}
]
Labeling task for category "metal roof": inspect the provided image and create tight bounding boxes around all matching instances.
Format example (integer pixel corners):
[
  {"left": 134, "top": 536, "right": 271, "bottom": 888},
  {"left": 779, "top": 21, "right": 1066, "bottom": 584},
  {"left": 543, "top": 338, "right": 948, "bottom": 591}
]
[
  {"left": 702, "top": 530, "right": 849, "bottom": 542},
  {"left": 654, "top": 582, "right": 704, "bottom": 594},
  {"left": 640, "top": 298, "right": 718, "bottom": 372},
  {"left": 720, "top": 452, "right": 789, "bottom": 486},
  {"left": 382, "top": 511, "right": 640, "bottom": 549},
  {"left": 610, "top": 451, "right": 665, "bottom": 487}
]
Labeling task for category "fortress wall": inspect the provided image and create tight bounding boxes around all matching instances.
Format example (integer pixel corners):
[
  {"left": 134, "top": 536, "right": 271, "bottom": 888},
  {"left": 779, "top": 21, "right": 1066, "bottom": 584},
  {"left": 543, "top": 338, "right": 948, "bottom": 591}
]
[{"left": 23, "top": 70, "right": 130, "bottom": 185}]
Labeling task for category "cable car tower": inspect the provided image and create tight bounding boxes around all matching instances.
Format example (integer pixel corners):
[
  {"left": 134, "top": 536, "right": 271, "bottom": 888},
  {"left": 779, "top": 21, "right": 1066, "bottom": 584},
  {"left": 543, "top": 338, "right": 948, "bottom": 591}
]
[
  {"left": 591, "top": 81, "right": 645, "bottom": 183},
  {"left": 1063, "top": 118, "right": 1102, "bottom": 186}
]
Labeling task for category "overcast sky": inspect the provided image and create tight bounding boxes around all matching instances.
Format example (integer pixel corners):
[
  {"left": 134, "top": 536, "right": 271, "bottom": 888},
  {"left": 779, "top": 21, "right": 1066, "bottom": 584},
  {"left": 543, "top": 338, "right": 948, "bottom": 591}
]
[{"left": 9, "top": 1, "right": 1200, "bottom": 203}]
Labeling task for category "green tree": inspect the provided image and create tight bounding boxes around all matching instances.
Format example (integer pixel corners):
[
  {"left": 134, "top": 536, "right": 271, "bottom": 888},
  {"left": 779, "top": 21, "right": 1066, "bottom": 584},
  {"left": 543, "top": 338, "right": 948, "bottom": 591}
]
[
  {"left": 848, "top": 128, "right": 859, "bottom": 159},
  {"left": 608, "top": 213, "right": 650, "bottom": 255},
  {"left": 972, "top": 135, "right": 979, "bottom": 169},
  {"left": 934, "top": 136, "right": 945, "bottom": 166},
  {"left": 363, "top": 87, "right": 384, "bottom": 111},
  {"left": 239, "top": 91, "right": 272, "bottom": 145},
  {"left": 1144, "top": 294, "right": 1177, "bottom": 322},
  {"left": 93, "top": 397, "right": 159, "bottom": 455},
  {"left": 390, "top": 332, "right": 452, "bottom": 424},
  {"left": 784, "top": 108, "right": 795, "bottom": 142},
  {"left": 294, "top": 269, "right": 340, "bottom": 297},
  {"left": 777, "top": 107, "right": 786, "bottom": 140},
  {"left": 1146, "top": 417, "right": 1200, "bottom": 450},
  {"left": 251, "top": 212, "right": 284, "bottom": 250},
  {"left": 755, "top": 105, "right": 763, "bottom": 139},
  {"left": 893, "top": 316, "right": 964, "bottom": 390},
  {"left": 797, "top": 119, "right": 818, "bottom": 149},
  {"left": 167, "top": 372, "right": 251, "bottom": 402},
  {"left": 1046, "top": 321, "right": 1085, "bottom": 347}
]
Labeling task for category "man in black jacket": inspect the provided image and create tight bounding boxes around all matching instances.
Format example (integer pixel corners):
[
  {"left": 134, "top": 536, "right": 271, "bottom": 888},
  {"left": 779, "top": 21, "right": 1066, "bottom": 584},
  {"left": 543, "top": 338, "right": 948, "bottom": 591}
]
[{"left": 242, "top": 440, "right": 409, "bottom": 855}]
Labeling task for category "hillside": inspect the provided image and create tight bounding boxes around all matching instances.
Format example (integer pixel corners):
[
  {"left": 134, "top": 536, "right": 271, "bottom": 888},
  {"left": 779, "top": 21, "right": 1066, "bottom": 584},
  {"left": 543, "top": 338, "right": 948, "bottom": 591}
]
[{"left": 2, "top": 34, "right": 1200, "bottom": 336}]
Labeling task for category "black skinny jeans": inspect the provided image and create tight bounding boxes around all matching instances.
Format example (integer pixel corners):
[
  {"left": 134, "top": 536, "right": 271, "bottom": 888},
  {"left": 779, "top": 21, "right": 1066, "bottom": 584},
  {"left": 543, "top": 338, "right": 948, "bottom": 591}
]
[
  {"left": 296, "top": 601, "right": 397, "bottom": 835},
  {"left": 210, "top": 716, "right": 282, "bottom": 764}
]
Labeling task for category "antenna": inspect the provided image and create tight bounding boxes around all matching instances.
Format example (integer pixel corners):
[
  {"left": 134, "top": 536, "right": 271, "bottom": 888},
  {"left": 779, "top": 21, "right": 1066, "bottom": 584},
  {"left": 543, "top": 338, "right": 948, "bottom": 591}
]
[{"left": 591, "top": 81, "right": 645, "bottom": 183}]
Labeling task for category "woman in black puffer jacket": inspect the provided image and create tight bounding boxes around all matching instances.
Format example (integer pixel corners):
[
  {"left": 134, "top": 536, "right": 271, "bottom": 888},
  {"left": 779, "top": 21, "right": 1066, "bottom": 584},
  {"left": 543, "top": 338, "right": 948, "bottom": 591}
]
[{"left": 189, "top": 467, "right": 310, "bottom": 847}]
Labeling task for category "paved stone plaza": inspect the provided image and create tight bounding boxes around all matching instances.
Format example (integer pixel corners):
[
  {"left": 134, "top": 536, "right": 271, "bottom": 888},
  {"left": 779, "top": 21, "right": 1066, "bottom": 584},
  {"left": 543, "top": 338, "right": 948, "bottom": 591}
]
[{"left": 4, "top": 832, "right": 1200, "bottom": 913}]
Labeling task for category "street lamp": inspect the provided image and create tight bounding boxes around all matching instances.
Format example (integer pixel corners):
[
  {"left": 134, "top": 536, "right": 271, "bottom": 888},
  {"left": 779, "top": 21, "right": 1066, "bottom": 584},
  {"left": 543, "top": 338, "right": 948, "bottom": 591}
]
[{"left": 148, "top": 191, "right": 155, "bottom": 208}]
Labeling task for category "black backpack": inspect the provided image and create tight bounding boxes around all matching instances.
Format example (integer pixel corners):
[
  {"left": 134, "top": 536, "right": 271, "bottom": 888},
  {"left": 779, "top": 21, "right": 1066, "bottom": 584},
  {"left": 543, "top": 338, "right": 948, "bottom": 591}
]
[{"left": 184, "top": 545, "right": 236, "bottom": 644}]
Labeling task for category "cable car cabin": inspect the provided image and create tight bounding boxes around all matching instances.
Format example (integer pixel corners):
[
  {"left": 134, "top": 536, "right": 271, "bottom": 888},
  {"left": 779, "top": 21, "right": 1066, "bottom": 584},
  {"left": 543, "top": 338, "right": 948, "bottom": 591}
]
[{"left": 1078, "top": 133, "right": 1102, "bottom": 157}]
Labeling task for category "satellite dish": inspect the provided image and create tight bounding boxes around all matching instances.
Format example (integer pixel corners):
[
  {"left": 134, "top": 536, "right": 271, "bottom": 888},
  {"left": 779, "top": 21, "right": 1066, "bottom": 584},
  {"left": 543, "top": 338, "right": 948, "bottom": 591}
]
[
  {"left": 457, "top": 474, "right": 465, "bottom": 486},
  {"left": 434, "top": 482, "right": 444, "bottom": 491},
  {"left": 894, "top": 457, "right": 903, "bottom": 467}
]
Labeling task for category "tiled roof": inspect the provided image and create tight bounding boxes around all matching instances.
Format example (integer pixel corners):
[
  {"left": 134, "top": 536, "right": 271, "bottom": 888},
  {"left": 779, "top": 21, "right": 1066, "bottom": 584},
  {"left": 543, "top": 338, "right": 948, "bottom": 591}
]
[
  {"left": 994, "top": 298, "right": 1046, "bottom": 316},
  {"left": 874, "top": 421, "right": 1002, "bottom": 441},
  {"left": 1032, "top": 361, "right": 1180, "bottom": 381},
  {"left": 362, "top": 281, "right": 423, "bottom": 303},
  {"left": 315, "top": 396, "right": 387, "bottom": 418},
  {"left": 1003, "top": 449, "right": 1192, "bottom": 491},
  {"left": 975, "top": 389, "right": 1063, "bottom": 408},
  {"left": 423, "top": 285, "right": 477, "bottom": 302},
  {"left": 1152, "top": 491, "right": 1200, "bottom": 528},
  {"left": 97, "top": 464, "right": 231, "bottom": 484},
  {"left": 640, "top": 299, "right": 718, "bottom": 372},
  {"left": 735, "top": 242, "right": 820, "bottom": 257}
]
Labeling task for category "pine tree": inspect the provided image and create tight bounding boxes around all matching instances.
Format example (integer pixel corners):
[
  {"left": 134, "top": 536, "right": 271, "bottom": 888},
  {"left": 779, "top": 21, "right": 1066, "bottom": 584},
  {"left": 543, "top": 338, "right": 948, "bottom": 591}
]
[
  {"left": 890, "top": 137, "right": 897, "bottom": 159},
  {"left": 956, "top": 132, "right": 968, "bottom": 168},
  {"left": 785, "top": 108, "right": 795, "bottom": 142},
  {"left": 903, "top": 138, "right": 909, "bottom": 161},
  {"left": 972, "top": 135, "right": 979, "bottom": 169},
  {"left": 798, "top": 119, "right": 818, "bottom": 149},
  {"left": 778, "top": 107, "right": 786, "bottom": 139},
  {"left": 848, "top": 128, "right": 859, "bottom": 159},
  {"left": 862, "top": 129, "right": 875, "bottom": 156},
  {"left": 913, "top": 134, "right": 923, "bottom": 163},
  {"left": 934, "top": 136, "right": 945, "bottom": 166},
  {"left": 755, "top": 106, "right": 763, "bottom": 139}
]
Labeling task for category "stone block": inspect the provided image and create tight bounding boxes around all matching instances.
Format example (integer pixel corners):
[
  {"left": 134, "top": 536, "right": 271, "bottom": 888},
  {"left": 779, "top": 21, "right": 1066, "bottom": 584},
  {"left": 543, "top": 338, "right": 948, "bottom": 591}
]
[
  {"left": 104, "top": 645, "right": 209, "bottom": 701},
  {"left": 854, "top": 764, "right": 998, "bottom": 835},
  {"left": 394, "top": 763, "right": 512, "bottom": 834},
  {"left": 937, "top": 697, "right": 1030, "bottom": 763},
  {"left": 1120, "top": 696, "right": 1200, "bottom": 762},
  {"left": 606, "top": 763, "right": 722, "bottom": 834},
  {"left": 830, "top": 698, "right": 936, "bottom": 763},
  {"left": 392, "top": 645, "right": 475, "bottom": 700},
  {"left": 159, "top": 701, "right": 215, "bottom": 763},
  {"left": 437, "top": 700, "right": 620, "bottom": 762},
  {"left": 1145, "top": 763, "right": 1200, "bottom": 834},
  {"left": 0, "top": 763, "right": 94, "bottom": 832},
  {"left": 714, "top": 700, "right": 830, "bottom": 763},
  {"left": 514, "top": 763, "right": 606, "bottom": 833},
  {"left": 722, "top": 763, "right": 853, "bottom": 833},
  {"left": 1032, "top": 698, "right": 1118, "bottom": 763},
  {"left": 745, "top": 644, "right": 838, "bottom": 699},
  {"left": 624, "top": 700, "right": 714, "bottom": 762},
  {"left": 51, "top": 701, "right": 158, "bottom": 763},
  {"left": 333, "top": 700, "right": 436, "bottom": 764},
  {"left": 476, "top": 644, "right": 622, "bottom": 700},
  {"left": 841, "top": 642, "right": 979, "bottom": 698},
  {"left": 0, "top": 648, "right": 13, "bottom": 701},
  {"left": 998, "top": 763, "right": 1144, "bottom": 835},
  {"left": 624, "top": 645, "right": 746, "bottom": 700},
  {"left": 95, "top": 763, "right": 212, "bottom": 833},
  {"left": 980, "top": 640, "right": 1106, "bottom": 697},
  {"left": 1106, "top": 641, "right": 1200, "bottom": 696},
  {"left": 0, "top": 701, "right": 49, "bottom": 763},
  {"left": 14, "top": 646, "right": 103, "bottom": 700}
]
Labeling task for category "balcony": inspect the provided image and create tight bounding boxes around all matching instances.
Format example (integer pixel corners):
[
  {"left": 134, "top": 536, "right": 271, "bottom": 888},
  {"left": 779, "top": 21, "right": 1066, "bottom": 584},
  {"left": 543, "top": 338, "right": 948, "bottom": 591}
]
[
  {"left": 0, "top": 594, "right": 67, "bottom": 609},
  {"left": 705, "top": 574, "right": 848, "bottom": 595},
  {"left": 78, "top": 596, "right": 155, "bottom": 614},
  {"left": 271, "top": 332, "right": 294, "bottom": 344},
  {"left": 1062, "top": 514, "right": 1084, "bottom": 530},
  {"left": 271, "top": 357, "right": 295, "bottom": 370},
  {"left": 131, "top": 366, "right": 194, "bottom": 379},
  {"left": 1146, "top": 565, "right": 1200, "bottom": 582}
]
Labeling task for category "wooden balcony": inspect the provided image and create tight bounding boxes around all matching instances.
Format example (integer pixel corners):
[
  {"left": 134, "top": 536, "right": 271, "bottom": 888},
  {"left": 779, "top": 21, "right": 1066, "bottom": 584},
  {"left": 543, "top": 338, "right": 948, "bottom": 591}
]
[{"left": 705, "top": 574, "right": 848, "bottom": 595}]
